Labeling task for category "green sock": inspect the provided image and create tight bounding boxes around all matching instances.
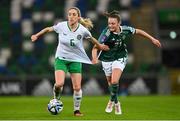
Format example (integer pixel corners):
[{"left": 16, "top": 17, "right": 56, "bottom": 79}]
[
  {"left": 108, "top": 85, "right": 113, "bottom": 102},
  {"left": 110, "top": 84, "right": 119, "bottom": 103}
]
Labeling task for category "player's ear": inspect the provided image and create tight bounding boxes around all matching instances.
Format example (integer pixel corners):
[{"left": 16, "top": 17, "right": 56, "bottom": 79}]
[{"left": 78, "top": 17, "right": 81, "bottom": 21}]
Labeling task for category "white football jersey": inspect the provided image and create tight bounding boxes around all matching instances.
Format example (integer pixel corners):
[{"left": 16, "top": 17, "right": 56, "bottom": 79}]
[{"left": 53, "top": 21, "right": 92, "bottom": 64}]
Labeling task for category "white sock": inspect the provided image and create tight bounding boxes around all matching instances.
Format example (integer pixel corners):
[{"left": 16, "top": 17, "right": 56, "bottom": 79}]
[{"left": 73, "top": 89, "right": 82, "bottom": 111}]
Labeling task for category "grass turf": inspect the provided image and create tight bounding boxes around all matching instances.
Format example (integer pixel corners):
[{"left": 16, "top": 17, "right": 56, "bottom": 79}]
[{"left": 0, "top": 95, "right": 180, "bottom": 120}]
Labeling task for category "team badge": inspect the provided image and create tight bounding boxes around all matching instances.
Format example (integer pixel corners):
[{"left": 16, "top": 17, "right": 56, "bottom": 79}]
[{"left": 77, "top": 35, "right": 82, "bottom": 40}]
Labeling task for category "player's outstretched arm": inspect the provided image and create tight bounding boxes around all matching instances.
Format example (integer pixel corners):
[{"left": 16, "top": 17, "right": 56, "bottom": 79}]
[
  {"left": 88, "top": 37, "right": 109, "bottom": 51},
  {"left": 135, "top": 29, "right": 162, "bottom": 48},
  {"left": 31, "top": 27, "right": 54, "bottom": 42},
  {"left": 91, "top": 45, "right": 99, "bottom": 64}
]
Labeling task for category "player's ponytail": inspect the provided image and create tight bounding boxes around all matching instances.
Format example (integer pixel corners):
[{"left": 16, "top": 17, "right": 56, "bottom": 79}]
[{"left": 79, "top": 17, "right": 93, "bottom": 30}]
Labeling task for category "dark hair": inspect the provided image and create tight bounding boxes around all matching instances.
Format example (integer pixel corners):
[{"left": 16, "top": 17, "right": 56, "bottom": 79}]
[{"left": 103, "top": 10, "right": 121, "bottom": 23}]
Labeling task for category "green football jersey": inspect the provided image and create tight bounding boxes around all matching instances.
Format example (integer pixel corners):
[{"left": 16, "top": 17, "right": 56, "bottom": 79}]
[{"left": 98, "top": 26, "right": 135, "bottom": 61}]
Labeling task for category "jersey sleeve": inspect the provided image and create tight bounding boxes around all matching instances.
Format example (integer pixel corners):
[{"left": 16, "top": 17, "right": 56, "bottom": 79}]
[
  {"left": 122, "top": 26, "right": 136, "bottom": 34},
  {"left": 53, "top": 22, "right": 62, "bottom": 33},
  {"left": 98, "top": 27, "right": 110, "bottom": 43},
  {"left": 83, "top": 29, "right": 92, "bottom": 39}
]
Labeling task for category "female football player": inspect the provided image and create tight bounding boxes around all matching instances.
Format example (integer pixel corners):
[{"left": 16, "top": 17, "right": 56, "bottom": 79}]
[
  {"left": 31, "top": 7, "right": 109, "bottom": 116},
  {"left": 92, "top": 10, "right": 161, "bottom": 115}
]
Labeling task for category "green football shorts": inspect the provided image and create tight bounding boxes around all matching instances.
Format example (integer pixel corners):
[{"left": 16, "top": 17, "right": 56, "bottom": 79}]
[{"left": 54, "top": 58, "right": 82, "bottom": 73}]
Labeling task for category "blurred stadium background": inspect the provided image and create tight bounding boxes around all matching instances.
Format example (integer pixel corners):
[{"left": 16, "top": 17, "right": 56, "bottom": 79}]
[{"left": 0, "top": 0, "right": 180, "bottom": 96}]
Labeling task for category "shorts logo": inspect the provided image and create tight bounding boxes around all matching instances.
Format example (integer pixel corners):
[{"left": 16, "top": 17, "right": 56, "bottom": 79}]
[{"left": 77, "top": 35, "right": 82, "bottom": 40}]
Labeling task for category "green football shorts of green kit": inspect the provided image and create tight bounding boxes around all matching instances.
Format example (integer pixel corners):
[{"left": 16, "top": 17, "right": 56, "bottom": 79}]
[{"left": 54, "top": 58, "right": 82, "bottom": 73}]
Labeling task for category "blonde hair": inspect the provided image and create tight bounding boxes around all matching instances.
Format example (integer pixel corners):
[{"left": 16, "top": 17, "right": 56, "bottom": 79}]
[
  {"left": 79, "top": 17, "right": 93, "bottom": 30},
  {"left": 68, "top": 7, "right": 93, "bottom": 30}
]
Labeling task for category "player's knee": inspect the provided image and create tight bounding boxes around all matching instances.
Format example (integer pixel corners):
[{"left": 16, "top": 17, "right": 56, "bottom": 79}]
[{"left": 111, "top": 81, "right": 118, "bottom": 85}]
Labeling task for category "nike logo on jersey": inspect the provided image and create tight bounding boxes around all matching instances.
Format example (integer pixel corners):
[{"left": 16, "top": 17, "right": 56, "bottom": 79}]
[{"left": 63, "top": 33, "right": 67, "bottom": 35}]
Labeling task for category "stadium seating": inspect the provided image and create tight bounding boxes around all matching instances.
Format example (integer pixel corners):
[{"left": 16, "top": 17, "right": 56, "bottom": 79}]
[{"left": 0, "top": 0, "right": 168, "bottom": 77}]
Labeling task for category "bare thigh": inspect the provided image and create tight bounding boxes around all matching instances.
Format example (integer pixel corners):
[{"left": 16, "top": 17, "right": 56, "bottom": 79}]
[{"left": 55, "top": 70, "right": 66, "bottom": 87}]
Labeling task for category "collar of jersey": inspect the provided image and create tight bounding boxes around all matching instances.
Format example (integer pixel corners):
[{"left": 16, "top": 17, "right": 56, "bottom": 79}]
[
  {"left": 67, "top": 22, "right": 80, "bottom": 32},
  {"left": 112, "top": 26, "right": 122, "bottom": 35}
]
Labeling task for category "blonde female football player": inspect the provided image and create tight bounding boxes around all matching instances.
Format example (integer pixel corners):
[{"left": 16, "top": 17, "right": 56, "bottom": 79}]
[
  {"left": 31, "top": 7, "right": 109, "bottom": 116},
  {"left": 92, "top": 10, "right": 161, "bottom": 115}
]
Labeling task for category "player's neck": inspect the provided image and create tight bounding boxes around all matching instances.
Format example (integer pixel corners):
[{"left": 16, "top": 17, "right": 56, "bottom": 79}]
[
  {"left": 113, "top": 26, "right": 121, "bottom": 34},
  {"left": 116, "top": 26, "right": 121, "bottom": 33},
  {"left": 68, "top": 22, "right": 79, "bottom": 32}
]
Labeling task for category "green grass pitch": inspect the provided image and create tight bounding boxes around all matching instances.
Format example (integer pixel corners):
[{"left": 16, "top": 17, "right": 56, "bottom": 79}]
[{"left": 0, "top": 95, "right": 180, "bottom": 120}]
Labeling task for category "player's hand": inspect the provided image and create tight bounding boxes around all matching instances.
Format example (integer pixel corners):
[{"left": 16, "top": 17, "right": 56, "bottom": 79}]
[
  {"left": 31, "top": 35, "right": 38, "bottom": 42},
  {"left": 91, "top": 58, "right": 99, "bottom": 64},
  {"left": 152, "top": 38, "right": 161, "bottom": 48},
  {"left": 99, "top": 44, "right": 109, "bottom": 51}
]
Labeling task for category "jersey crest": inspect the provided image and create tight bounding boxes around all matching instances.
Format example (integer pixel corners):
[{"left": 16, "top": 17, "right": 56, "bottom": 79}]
[{"left": 77, "top": 34, "right": 82, "bottom": 40}]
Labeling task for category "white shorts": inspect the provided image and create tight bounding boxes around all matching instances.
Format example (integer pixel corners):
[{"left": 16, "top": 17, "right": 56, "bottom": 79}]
[{"left": 102, "top": 57, "right": 128, "bottom": 76}]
